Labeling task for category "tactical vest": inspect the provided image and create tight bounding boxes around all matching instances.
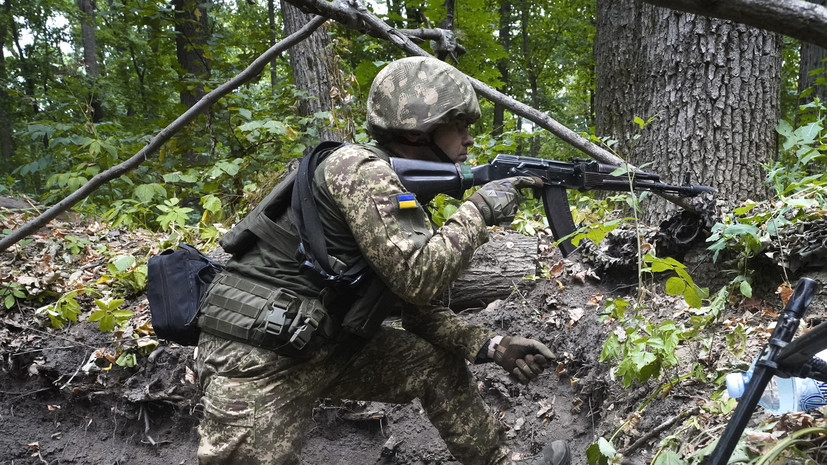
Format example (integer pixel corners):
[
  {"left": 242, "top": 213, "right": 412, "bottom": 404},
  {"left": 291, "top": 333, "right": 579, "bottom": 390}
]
[{"left": 197, "top": 142, "right": 399, "bottom": 356}]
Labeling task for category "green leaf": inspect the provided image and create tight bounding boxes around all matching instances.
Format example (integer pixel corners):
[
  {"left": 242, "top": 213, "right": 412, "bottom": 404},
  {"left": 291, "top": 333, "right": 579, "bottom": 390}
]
[
  {"left": 112, "top": 309, "right": 133, "bottom": 318},
  {"left": 111, "top": 255, "right": 136, "bottom": 273},
  {"left": 634, "top": 116, "right": 645, "bottom": 128},
  {"left": 98, "top": 314, "right": 116, "bottom": 332},
  {"left": 665, "top": 277, "right": 686, "bottom": 296},
  {"left": 739, "top": 280, "right": 753, "bottom": 298},
  {"left": 202, "top": 195, "right": 222, "bottom": 213},
  {"left": 586, "top": 437, "right": 616, "bottom": 465},
  {"left": 684, "top": 285, "right": 704, "bottom": 309},
  {"left": 776, "top": 119, "right": 794, "bottom": 139},
  {"left": 653, "top": 450, "right": 684, "bottom": 465},
  {"left": 650, "top": 260, "right": 673, "bottom": 273}
]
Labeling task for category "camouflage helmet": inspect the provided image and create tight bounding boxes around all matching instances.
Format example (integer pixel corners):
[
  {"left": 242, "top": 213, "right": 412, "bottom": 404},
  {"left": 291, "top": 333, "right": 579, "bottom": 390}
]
[{"left": 366, "top": 56, "right": 481, "bottom": 143}]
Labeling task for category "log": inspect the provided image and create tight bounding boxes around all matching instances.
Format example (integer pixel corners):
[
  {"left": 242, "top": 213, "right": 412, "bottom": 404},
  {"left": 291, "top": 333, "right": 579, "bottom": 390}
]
[{"left": 442, "top": 231, "right": 538, "bottom": 311}]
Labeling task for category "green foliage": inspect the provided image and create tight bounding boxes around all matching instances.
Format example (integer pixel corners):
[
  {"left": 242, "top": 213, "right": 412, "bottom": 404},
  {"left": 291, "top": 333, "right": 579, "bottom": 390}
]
[
  {"left": 0, "top": 281, "right": 28, "bottom": 310},
  {"left": 586, "top": 437, "right": 619, "bottom": 465},
  {"left": 598, "top": 297, "right": 689, "bottom": 388},
  {"left": 645, "top": 254, "right": 709, "bottom": 309},
  {"left": 706, "top": 97, "right": 826, "bottom": 298},
  {"left": 99, "top": 255, "right": 147, "bottom": 297},
  {"left": 88, "top": 298, "right": 133, "bottom": 332},
  {"left": 36, "top": 289, "right": 86, "bottom": 329}
]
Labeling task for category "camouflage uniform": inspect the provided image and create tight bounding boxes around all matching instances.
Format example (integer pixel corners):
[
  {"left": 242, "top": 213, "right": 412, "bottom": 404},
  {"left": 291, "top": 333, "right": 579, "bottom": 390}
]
[
  {"left": 197, "top": 144, "right": 516, "bottom": 464},
  {"left": 197, "top": 57, "right": 517, "bottom": 465}
]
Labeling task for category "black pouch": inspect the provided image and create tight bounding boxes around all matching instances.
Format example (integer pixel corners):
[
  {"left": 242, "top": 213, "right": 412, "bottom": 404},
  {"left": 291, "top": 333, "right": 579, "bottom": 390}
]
[{"left": 147, "top": 244, "right": 224, "bottom": 345}]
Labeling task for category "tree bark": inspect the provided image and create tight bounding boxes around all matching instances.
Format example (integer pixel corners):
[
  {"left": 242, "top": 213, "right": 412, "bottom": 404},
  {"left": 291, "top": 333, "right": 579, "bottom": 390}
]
[
  {"left": 444, "top": 231, "right": 538, "bottom": 310},
  {"left": 77, "top": 0, "right": 103, "bottom": 122},
  {"left": 173, "top": 0, "right": 211, "bottom": 108},
  {"left": 595, "top": 0, "right": 780, "bottom": 222},
  {"left": 799, "top": 0, "right": 827, "bottom": 104},
  {"left": 0, "top": 0, "right": 14, "bottom": 163},
  {"left": 281, "top": 1, "right": 340, "bottom": 143},
  {"left": 641, "top": 0, "right": 827, "bottom": 49}
]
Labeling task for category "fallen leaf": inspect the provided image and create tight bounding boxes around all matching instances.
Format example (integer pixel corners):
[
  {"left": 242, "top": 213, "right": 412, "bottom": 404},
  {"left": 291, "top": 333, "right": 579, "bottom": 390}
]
[
  {"left": 536, "top": 399, "right": 554, "bottom": 419},
  {"left": 586, "top": 293, "right": 603, "bottom": 307},
  {"left": 777, "top": 282, "right": 793, "bottom": 306},
  {"left": 567, "top": 307, "right": 584, "bottom": 327}
]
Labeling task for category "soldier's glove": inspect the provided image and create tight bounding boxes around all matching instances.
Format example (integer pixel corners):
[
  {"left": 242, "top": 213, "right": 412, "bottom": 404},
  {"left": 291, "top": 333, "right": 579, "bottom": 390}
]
[
  {"left": 468, "top": 176, "right": 542, "bottom": 226},
  {"left": 493, "top": 336, "right": 556, "bottom": 384}
]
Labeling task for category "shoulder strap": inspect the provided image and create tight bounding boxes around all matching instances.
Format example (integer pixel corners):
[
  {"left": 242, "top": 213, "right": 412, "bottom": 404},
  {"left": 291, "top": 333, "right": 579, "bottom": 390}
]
[{"left": 291, "top": 141, "right": 370, "bottom": 287}]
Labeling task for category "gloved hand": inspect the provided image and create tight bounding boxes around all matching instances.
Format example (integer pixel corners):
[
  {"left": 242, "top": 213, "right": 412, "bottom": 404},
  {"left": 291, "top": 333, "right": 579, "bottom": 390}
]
[
  {"left": 467, "top": 176, "right": 542, "bottom": 226},
  {"left": 493, "top": 336, "right": 556, "bottom": 384}
]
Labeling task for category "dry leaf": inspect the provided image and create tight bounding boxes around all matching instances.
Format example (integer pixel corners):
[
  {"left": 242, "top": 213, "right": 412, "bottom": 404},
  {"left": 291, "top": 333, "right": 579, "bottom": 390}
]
[
  {"left": 777, "top": 282, "right": 793, "bottom": 306},
  {"left": 586, "top": 293, "right": 603, "bottom": 307},
  {"left": 567, "top": 307, "right": 584, "bottom": 327}
]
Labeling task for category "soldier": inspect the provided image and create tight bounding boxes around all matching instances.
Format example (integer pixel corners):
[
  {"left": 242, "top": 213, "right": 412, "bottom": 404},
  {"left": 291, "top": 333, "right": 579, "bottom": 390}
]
[{"left": 195, "top": 56, "right": 571, "bottom": 465}]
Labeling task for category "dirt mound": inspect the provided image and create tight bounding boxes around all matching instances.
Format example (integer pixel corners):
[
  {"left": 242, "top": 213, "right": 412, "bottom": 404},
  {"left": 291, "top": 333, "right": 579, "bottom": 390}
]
[{"left": 2, "top": 220, "right": 823, "bottom": 465}]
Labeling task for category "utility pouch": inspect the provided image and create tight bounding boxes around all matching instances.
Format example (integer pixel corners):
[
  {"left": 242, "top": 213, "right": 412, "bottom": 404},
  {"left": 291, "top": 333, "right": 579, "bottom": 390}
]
[
  {"left": 335, "top": 277, "right": 399, "bottom": 339},
  {"left": 197, "top": 272, "right": 334, "bottom": 356}
]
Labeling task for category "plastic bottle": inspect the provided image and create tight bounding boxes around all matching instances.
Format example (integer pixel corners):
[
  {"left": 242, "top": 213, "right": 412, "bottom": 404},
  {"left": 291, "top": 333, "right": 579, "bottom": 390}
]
[{"left": 726, "top": 349, "right": 827, "bottom": 415}]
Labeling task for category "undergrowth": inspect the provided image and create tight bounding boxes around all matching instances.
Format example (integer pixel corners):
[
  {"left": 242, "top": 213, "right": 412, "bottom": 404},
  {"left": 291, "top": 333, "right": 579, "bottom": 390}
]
[{"left": 584, "top": 96, "right": 827, "bottom": 465}]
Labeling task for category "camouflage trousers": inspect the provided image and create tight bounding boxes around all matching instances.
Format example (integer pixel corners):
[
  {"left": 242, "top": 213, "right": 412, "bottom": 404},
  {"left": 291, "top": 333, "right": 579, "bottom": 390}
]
[{"left": 195, "top": 328, "right": 511, "bottom": 465}]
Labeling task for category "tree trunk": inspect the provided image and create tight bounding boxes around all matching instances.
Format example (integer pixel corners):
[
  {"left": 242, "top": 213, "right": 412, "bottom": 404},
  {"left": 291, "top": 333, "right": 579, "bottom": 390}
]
[
  {"left": 281, "top": 1, "right": 340, "bottom": 142},
  {"left": 595, "top": 0, "right": 781, "bottom": 223},
  {"left": 173, "top": 0, "right": 210, "bottom": 108},
  {"left": 520, "top": 0, "right": 541, "bottom": 156},
  {"left": 77, "top": 0, "right": 103, "bottom": 122},
  {"left": 799, "top": 0, "right": 827, "bottom": 104},
  {"left": 443, "top": 231, "right": 539, "bottom": 310},
  {"left": 493, "top": 0, "right": 511, "bottom": 138},
  {"left": 0, "top": 0, "right": 14, "bottom": 163},
  {"left": 268, "top": 0, "right": 278, "bottom": 88}
]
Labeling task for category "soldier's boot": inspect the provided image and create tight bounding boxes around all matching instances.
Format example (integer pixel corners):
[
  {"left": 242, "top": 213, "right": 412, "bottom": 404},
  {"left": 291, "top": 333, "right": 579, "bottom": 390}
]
[{"left": 513, "top": 440, "right": 571, "bottom": 465}]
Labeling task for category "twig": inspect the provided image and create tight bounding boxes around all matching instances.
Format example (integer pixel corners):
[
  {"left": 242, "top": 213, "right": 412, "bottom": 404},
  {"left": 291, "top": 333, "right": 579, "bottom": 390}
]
[
  {"left": 59, "top": 351, "right": 88, "bottom": 390},
  {"left": 620, "top": 407, "right": 700, "bottom": 456},
  {"left": 1, "top": 387, "right": 54, "bottom": 405}
]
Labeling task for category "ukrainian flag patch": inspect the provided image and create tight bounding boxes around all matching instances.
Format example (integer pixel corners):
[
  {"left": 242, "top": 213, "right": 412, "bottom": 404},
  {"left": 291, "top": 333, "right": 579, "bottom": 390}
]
[{"left": 396, "top": 193, "right": 418, "bottom": 209}]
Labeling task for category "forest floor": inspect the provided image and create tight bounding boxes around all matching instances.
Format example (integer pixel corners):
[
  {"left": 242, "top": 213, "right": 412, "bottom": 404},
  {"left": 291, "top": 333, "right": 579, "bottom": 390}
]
[{"left": 2, "top": 206, "right": 826, "bottom": 465}]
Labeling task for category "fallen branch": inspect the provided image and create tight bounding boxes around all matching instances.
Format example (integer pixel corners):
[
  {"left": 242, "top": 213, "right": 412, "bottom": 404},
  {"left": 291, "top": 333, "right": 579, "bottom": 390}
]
[
  {"left": 642, "top": 0, "right": 827, "bottom": 49},
  {"left": 287, "top": 0, "right": 624, "bottom": 167},
  {"left": 0, "top": 15, "right": 328, "bottom": 254},
  {"left": 620, "top": 406, "right": 701, "bottom": 456},
  {"left": 288, "top": 0, "right": 702, "bottom": 213}
]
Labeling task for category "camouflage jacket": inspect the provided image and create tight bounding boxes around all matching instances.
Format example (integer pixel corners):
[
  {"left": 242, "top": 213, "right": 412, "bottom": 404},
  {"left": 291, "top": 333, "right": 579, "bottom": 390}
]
[{"left": 228, "top": 144, "right": 496, "bottom": 361}]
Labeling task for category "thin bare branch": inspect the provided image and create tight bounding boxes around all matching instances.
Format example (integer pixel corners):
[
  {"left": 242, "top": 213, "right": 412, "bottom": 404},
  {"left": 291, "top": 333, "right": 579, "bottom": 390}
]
[{"left": 0, "top": 15, "right": 328, "bottom": 253}]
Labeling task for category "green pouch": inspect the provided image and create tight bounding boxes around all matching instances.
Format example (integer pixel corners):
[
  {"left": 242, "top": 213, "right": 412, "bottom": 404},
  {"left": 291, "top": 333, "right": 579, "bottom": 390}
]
[{"left": 198, "top": 272, "right": 329, "bottom": 354}]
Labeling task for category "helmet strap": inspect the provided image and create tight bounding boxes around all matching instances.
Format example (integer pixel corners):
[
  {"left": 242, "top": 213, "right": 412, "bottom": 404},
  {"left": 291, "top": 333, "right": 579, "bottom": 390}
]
[
  {"left": 427, "top": 140, "right": 454, "bottom": 163},
  {"left": 392, "top": 134, "right": 453, "bottom": 163}
]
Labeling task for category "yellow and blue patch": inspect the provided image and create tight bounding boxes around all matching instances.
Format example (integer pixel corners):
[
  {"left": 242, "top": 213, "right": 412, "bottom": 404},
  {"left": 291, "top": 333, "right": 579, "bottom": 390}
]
[{"left": 396, "top": 193, "right": 418, "bottom": 209}]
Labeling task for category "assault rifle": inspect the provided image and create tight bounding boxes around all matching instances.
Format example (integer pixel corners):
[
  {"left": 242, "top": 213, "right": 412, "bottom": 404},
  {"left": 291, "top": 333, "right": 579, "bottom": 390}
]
[
  {"left": 391, "top": 154, "right": 715, "bottom": 256},
  {"left": 706, "top": 277, "right": 827, "bottom": 465}
]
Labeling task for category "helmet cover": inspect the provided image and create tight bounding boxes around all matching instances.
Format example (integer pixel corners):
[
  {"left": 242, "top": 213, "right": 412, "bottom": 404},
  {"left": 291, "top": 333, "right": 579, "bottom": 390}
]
[{"left": 366, "top": 56, "right": 481, "bottom": 143}]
